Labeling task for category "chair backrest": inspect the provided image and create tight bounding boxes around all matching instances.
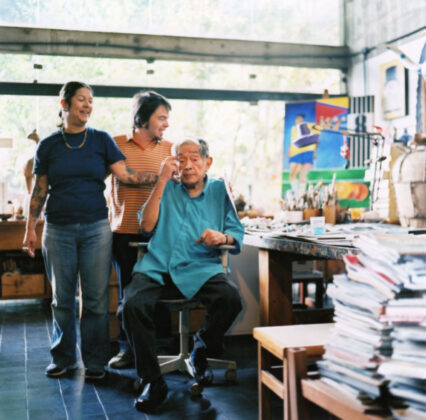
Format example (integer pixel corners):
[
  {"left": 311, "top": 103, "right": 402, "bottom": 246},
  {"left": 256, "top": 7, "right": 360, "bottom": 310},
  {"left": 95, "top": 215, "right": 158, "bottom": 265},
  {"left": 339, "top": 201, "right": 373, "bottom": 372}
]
[{"left": 129, "top": 241, "right": 148, "bottom": 260}]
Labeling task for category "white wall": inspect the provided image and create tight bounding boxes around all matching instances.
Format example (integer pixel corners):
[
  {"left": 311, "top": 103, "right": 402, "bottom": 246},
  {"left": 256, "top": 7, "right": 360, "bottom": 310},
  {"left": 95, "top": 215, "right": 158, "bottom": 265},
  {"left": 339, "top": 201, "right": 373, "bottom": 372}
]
[
  {"left": 347, "top": 36, "right": 425, "bottom": 137},
  {"left": 345, "top": 0, "right": 425, "bottom": 53},
  {"left": 228, "top": 245, "right": 260, "bottom": 335}
]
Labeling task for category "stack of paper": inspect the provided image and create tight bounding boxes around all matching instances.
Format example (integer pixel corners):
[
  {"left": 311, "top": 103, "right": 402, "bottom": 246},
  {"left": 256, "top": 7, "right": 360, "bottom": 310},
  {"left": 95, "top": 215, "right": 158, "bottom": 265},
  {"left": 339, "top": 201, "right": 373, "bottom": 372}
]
[
  {"left": 318, "top": 233, "right": 426, "bottom": 414},
  {"left": 377, "top": 256, "right": 426, "bottom": 416},
  {"left": 319, "top": 271, "right": 392, "bottom": 409}
]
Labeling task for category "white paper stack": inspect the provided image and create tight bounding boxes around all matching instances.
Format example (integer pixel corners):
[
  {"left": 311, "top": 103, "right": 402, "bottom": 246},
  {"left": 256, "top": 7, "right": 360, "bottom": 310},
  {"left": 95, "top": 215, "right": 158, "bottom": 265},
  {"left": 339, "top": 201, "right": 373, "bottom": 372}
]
[
  {"left": 378, "top": 257, "right": 426, "bottom": 416},
  {"left": 318, "top": 233, "right": 426, "bottom": 416}
]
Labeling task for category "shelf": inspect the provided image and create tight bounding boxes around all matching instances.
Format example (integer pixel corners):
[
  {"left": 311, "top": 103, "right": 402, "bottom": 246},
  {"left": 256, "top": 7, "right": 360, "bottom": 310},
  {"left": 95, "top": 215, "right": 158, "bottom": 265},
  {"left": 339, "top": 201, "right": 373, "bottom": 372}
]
[{"left": 0, "top": 221, "right": 50, "bottom": 301}]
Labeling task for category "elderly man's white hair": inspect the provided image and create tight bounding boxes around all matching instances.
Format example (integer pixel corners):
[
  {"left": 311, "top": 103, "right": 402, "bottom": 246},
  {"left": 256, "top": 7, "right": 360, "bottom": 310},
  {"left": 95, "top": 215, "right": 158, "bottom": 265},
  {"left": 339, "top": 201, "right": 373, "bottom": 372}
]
[{"left": 173, "top": 137, "right": 209, "bottom": 158}]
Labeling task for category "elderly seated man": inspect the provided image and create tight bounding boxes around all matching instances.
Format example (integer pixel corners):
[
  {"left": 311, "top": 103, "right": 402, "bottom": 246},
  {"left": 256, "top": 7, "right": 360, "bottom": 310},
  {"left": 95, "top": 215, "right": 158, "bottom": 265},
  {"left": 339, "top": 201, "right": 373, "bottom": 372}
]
[{"left": 122, "top": 137, "right": 244, "bottom": 412}]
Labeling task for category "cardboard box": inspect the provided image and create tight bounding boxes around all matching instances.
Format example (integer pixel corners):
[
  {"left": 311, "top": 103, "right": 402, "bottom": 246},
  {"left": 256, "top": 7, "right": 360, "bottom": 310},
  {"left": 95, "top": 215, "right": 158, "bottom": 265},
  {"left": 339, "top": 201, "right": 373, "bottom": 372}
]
[{"left": 1, "top": 272, "right": 45, "bottom": 297}]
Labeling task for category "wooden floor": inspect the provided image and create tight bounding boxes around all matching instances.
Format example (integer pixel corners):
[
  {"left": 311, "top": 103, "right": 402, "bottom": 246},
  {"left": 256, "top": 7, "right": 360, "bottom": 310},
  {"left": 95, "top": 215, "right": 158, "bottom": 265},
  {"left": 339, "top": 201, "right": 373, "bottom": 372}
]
[{"left": 0, "top": 299, "right": 301, "bottom": 420}]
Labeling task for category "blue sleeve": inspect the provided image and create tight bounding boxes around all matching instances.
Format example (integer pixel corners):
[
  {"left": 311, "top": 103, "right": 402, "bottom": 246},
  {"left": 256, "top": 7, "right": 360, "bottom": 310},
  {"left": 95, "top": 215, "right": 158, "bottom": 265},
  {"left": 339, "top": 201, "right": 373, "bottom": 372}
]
[
  {"left": 103, "top": 132, "right": 125, "bottom": 165},
  {"left": 33, "top": 136, "right": 53, "bottom": 175},
  {"left": 33, "top": 142, "right": 47, "bottom": 175}
]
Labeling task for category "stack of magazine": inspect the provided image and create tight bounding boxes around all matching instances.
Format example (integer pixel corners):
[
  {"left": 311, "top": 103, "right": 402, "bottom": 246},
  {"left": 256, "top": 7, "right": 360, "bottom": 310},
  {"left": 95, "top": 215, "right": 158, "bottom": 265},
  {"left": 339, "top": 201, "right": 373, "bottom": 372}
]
[
  {"left": 375, "top": 236, "right": 426, "bottom": 419},
  {"left": 318, "top": 232, "right": 426, "bottom": 417}
]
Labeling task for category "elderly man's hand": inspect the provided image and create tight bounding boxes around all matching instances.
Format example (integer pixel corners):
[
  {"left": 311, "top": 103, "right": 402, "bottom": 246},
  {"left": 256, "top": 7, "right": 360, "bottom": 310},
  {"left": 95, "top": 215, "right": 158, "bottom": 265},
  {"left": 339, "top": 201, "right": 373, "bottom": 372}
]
[
  {"left": 196, "top": 229, "right": 227, "bottom": 247},
  {"left": 159, "top": 156, "right": 179, "bottom": 183}
]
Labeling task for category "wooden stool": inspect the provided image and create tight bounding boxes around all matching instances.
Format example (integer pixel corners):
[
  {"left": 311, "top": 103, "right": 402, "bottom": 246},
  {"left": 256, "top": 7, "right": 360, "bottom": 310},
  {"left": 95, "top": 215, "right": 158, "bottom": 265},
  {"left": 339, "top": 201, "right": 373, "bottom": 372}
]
[{"left": 253, "top": 323, "right": 333, "bottom": 420}]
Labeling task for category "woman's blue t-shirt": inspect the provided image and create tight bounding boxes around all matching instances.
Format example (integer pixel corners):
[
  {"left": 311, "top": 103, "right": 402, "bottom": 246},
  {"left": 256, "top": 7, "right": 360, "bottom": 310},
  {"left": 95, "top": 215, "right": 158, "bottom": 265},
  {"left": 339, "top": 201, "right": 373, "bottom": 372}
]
[{"left": 34, "top": 127, "right": 125, "bottom": 224}]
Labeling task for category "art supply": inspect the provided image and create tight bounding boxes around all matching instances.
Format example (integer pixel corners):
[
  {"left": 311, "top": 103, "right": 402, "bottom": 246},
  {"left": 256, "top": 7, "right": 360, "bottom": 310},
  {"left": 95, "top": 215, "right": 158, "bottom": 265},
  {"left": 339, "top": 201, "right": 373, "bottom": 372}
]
[
  {"left": 349, "top": 208, "right": 365, "bottom": 221},
  {"left": 310, "top": 216, "right": 325, "bottom": 234},
  {"left": 323, "top": 205, "right": 337, "bottom": 224}
]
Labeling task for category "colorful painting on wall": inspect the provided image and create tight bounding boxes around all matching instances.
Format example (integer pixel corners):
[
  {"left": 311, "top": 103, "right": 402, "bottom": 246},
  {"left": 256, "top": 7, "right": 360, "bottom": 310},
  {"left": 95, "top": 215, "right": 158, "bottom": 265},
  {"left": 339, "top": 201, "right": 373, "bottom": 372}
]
[{"left": 282, "top": 96, "right": 373, "bottom": 208}]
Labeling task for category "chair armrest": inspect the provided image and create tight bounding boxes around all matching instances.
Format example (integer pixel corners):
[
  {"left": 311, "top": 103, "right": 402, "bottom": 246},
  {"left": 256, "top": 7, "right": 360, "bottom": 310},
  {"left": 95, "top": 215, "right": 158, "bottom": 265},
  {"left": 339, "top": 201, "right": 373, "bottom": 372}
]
[
  {"left": 129, "top": 242, "right": 149, "bottom": 249},
  {"left": 218, "top": 245, "right": 236, "bottom": 251},
  {"left": 218, "top": 245, "right": 236, "bottom": 272}
]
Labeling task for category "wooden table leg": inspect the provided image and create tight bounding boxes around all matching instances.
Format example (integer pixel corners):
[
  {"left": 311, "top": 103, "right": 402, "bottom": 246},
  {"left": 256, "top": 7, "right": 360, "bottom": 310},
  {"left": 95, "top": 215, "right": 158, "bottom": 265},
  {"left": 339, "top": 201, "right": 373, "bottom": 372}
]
[
  {"left": 315, "top": 279, "right": 324, "bottom": 308},
  {"left": 258, "top": 249, "right": 293, "bottom": 326},
  {"left": 258, "top": 342, "right": 272, "bottom": 420},
  {"left": 284, "top": 358, "right": 290, "bottom": 420},
  {"left": 287, "top": 348, "right": 309, "bottom": 420}
]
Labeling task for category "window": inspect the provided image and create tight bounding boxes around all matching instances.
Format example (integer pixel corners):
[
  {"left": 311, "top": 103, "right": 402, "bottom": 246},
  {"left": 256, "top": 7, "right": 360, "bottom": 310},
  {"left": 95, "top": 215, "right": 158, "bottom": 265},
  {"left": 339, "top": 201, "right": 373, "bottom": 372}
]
[
  {"left": 1, "top": 0, "right": 343, "bottom": 45},
  {"left": 0, "top": 0, "right": 343, "bottom": 213}
]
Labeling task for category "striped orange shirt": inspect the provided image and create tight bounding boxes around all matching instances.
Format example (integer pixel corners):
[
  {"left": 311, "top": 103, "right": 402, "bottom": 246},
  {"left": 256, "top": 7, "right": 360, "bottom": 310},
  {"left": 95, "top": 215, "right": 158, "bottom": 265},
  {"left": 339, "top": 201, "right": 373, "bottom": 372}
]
[{"left": 109, "top": 134, "right": 173, "bottom": 234}]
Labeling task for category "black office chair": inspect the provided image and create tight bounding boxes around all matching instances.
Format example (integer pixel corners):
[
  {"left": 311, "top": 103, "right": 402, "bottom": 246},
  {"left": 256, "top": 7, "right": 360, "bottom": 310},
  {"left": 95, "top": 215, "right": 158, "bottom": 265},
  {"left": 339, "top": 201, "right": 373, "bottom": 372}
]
[{"left": 129, "top": 242, "right": 237, "bottom": 395}]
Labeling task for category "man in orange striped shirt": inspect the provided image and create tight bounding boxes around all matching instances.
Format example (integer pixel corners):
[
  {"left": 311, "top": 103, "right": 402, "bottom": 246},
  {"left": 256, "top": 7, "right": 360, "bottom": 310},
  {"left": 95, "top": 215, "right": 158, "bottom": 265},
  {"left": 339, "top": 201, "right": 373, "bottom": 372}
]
[{"left": 108, "top": 91, "right": 173, "bottom": 369}]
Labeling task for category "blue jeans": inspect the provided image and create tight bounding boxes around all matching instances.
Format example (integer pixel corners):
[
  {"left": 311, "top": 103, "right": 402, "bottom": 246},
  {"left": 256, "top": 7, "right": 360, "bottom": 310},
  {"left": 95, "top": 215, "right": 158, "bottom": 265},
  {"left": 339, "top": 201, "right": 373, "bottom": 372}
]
[{"left": 42, "top": 218, "right": 112, "bottom": 370}]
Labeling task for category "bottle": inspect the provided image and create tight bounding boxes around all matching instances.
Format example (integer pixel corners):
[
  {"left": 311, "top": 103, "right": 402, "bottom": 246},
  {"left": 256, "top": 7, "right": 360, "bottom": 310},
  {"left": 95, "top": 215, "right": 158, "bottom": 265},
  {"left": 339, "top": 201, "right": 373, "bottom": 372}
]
[
  {"left": 6, "top": 200, "right": 14, "bottom": 216},
  {"left": 16, "top": 201, "right": 24, "bottom": 219}
]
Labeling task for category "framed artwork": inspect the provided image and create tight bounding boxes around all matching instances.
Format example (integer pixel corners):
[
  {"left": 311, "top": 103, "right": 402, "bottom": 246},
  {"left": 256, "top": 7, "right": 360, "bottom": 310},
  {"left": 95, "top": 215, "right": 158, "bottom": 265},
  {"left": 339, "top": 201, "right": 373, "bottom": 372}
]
[{"left": 380, "top": 59, "right": 408, "bottom": 120}]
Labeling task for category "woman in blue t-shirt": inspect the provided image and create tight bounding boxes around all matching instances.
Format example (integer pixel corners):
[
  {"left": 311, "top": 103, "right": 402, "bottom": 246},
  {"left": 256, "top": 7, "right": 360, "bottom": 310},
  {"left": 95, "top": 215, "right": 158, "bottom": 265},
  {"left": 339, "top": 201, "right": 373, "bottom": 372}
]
[{"left": 22, "top": 81, "right": 157, "bottom": 380}]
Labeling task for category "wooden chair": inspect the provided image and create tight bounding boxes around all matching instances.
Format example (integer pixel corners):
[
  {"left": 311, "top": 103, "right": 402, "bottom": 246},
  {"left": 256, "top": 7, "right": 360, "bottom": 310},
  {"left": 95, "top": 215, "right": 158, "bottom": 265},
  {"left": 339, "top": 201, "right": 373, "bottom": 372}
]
[{"left": 253, "top": 323, "right": 333, "bottom": 420}]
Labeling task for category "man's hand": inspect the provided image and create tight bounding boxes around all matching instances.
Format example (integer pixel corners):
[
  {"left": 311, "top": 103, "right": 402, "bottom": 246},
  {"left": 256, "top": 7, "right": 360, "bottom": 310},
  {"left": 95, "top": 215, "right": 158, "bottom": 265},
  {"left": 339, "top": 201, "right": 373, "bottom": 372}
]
[
  {"left": 159, "top": 156, "right": 179, "bottom": 183},
  {"left": 196, "top": 229, "right": 227, "bottom": 247}
]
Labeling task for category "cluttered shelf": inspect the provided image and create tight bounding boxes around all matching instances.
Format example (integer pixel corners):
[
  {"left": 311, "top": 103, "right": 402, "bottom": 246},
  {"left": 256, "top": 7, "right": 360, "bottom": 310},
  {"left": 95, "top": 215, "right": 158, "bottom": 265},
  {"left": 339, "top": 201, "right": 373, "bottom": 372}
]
[
  {"left": 0, "top": 218, "right": 42, "bottom": 250},
  {"left": 298, "top": 232, "right": 426, "bottom": 419},
  {"left": 300, "top": 377, "right": 389, "bottom": 420},
  {"left": 0, "top": 219, "right": 51, "bottom": 300},
  {"left": 265, "top": 232, "right": 426, "bottom": 420}
]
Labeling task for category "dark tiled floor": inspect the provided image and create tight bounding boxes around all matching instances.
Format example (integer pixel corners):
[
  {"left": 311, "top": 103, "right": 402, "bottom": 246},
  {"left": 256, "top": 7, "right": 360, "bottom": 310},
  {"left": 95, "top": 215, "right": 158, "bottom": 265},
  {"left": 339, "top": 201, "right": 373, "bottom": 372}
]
[{"left": 0, "top": 299, "right": 291, "bottom": 420}]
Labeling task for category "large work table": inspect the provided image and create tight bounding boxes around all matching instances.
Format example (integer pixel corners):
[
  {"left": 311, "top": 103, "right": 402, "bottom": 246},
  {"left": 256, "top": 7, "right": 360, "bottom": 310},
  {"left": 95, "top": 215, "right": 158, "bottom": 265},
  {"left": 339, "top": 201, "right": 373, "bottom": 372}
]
[{"left": 243, "top": 233, "right": 355, "bottom": 326}]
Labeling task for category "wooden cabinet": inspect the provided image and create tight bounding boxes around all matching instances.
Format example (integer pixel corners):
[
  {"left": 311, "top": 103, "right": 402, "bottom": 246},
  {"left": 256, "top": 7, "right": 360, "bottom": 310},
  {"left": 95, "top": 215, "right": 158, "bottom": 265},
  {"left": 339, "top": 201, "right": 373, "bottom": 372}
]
[
  {"left": 0, "top": 220, "right": 51, "bottom": 300},
  {"left": 108, "top": 267, "right": 119, "bottom": 341}
]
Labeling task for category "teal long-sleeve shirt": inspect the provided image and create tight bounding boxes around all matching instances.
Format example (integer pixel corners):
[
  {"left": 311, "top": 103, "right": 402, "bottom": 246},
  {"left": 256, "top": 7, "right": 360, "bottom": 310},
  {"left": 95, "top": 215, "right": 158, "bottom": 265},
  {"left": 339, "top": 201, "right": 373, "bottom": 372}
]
[{"left": 133, "top": 176, "right": 244, "bottom": 299}]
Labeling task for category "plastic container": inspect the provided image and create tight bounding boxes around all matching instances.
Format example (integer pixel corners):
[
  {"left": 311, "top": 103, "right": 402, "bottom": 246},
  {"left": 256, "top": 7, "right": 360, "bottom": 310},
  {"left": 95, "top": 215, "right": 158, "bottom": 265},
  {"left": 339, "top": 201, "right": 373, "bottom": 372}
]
[{"left": 310, "top": 216, "right": 325, "bottom": 235}]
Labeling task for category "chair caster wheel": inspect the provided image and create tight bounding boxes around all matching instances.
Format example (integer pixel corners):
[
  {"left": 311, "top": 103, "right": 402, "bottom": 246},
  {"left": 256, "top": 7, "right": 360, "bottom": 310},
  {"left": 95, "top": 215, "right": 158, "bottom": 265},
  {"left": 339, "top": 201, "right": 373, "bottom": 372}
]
[
  {"left": 225, "top": 369, "right": 237, "bottom": 383},
  {"left": 190, "top": 382, "right": 203, "bottom": 397}
]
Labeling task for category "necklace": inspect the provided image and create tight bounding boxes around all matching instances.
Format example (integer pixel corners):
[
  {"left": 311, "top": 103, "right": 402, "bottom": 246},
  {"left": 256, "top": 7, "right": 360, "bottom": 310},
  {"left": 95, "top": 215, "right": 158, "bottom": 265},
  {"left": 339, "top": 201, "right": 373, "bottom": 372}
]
[{"left": 61, "top": 129, "right": 87, "bottom": 150}]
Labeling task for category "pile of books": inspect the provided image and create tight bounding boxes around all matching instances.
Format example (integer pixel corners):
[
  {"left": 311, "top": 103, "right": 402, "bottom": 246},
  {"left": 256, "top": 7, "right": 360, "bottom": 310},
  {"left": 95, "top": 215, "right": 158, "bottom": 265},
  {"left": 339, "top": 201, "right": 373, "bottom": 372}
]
[
  {"left": 319, "top": 232, "right": 426, "bottom": 417},
  {"left": 378, "top": 259, "right": 426, "bottom": 418}
]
